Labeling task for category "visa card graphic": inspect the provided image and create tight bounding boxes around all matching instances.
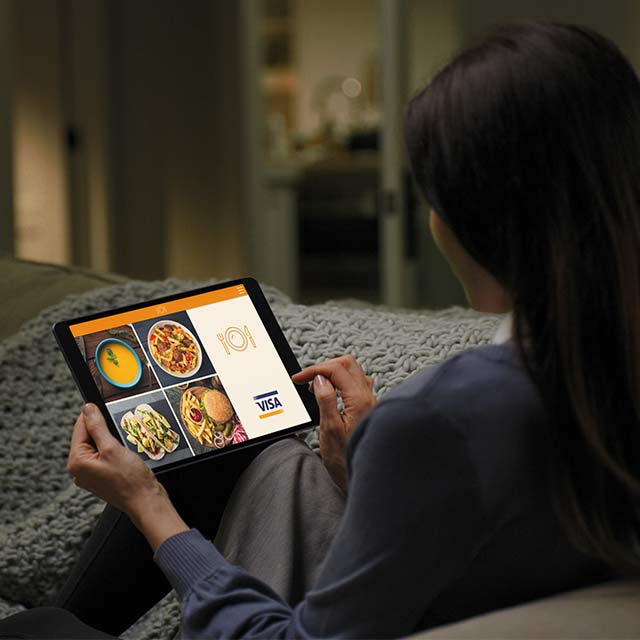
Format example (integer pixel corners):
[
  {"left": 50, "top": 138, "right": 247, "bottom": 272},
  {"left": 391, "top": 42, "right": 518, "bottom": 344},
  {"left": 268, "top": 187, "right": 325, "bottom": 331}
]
[{"left": 254, "top": 390, "right": 284, "bottom": 419}]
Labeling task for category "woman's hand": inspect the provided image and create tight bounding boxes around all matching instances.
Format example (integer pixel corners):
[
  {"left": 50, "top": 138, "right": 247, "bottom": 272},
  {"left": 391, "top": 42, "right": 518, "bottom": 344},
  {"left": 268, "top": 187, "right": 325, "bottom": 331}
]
[
  {"left": 292, "top": 355, "right": 376, "bottom": 493},
  {"left": 67, "top": 404, "right": 188, "bottom": 551}
]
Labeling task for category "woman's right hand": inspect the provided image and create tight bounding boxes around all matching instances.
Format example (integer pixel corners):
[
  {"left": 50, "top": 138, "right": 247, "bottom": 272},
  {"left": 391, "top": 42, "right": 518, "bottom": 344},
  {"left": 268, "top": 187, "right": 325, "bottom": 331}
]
[{"left": 292, "top": 355, "right": 376, "bottom": 493}]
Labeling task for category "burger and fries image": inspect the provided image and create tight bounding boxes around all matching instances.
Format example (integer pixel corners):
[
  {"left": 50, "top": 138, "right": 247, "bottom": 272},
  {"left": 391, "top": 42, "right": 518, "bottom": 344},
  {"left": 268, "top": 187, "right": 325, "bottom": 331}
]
[{"left": 180, "top": 384, "right": 244, "bottom": 449}]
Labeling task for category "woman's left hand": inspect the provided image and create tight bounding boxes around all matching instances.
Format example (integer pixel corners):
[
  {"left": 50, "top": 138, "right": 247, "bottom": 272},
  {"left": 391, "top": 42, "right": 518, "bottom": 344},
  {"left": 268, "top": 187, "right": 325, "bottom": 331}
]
[
  {"left": 293, "top": 355, "right": 376, "bottom": 493},
  {"left": 67, "top": 404, "right": 188, "bottom": 550}
]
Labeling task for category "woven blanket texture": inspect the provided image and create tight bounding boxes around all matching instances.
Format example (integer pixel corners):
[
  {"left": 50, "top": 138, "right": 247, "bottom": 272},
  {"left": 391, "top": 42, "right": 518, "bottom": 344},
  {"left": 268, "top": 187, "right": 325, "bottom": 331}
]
[{"left": 0, "top": 278, "right": 500, "bottom": 638}]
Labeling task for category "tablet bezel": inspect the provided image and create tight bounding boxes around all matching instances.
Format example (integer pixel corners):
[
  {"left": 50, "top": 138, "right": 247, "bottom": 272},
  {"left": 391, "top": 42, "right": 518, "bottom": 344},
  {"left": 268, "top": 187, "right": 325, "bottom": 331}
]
[{"left": 53, "top": 277, "right": 319, "bottom": 475}]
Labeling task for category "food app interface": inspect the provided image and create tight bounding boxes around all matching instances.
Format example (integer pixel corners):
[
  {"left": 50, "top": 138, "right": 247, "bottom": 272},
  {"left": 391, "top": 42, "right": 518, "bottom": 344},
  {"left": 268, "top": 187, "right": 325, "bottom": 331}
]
[{"left": 69, "top": 284, "right": 311, "bottom": 468}]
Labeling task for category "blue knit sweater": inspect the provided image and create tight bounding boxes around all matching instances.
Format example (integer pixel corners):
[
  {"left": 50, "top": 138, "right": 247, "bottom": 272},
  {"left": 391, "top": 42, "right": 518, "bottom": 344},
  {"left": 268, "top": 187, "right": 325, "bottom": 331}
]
[{"left": 155, "top": 343, "right": 603, "bottom": 638}]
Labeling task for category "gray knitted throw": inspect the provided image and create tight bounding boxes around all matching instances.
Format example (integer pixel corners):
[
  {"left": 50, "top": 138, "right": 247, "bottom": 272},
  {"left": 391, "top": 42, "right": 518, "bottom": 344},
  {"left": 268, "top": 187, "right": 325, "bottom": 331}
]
[{"left": 0, "top": 279, "right": 500, "bottom": 638}]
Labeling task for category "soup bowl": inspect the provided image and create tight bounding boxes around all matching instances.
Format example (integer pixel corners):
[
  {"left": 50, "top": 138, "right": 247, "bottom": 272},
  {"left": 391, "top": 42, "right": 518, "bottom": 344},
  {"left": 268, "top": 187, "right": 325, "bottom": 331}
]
[{"left": 95, "top": 338, "right": 143, "bottom": 388}]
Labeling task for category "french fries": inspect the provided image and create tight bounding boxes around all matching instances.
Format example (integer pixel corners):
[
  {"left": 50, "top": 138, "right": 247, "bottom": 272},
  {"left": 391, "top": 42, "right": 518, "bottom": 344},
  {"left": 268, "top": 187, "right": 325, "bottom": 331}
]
[{"left": 180, "top": 386, "right": 236, "bottom": 449}]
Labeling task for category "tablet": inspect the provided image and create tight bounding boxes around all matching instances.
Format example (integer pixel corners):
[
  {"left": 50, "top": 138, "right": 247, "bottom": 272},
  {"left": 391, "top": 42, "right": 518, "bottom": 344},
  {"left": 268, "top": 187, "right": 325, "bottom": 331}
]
[{"left": 53, "top": 278, "right": 319, "bottom": 474}]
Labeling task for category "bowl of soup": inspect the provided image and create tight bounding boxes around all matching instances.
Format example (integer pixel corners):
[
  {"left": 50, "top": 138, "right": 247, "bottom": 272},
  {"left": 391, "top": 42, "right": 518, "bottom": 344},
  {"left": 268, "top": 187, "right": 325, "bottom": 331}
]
[{"left": 95, "top": 338, "right": 143, "bottom": 388}]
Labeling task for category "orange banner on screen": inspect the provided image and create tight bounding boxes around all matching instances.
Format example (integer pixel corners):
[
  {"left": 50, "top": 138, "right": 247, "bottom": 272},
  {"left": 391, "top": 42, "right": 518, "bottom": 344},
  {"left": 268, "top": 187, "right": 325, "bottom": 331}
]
[{"left": 70, "top": 285, "right": 247, "bottom": 337}]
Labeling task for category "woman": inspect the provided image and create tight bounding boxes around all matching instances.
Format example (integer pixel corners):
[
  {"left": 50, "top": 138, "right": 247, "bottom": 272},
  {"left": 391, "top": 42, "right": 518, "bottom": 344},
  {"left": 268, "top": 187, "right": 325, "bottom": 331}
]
[{"left": 2, "top": 20, "right": 640, "bottom": 639}]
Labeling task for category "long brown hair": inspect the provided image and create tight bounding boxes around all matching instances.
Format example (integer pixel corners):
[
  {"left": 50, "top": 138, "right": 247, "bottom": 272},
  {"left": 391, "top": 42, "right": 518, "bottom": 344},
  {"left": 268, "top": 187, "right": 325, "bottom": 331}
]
[{"left": 405, "top": 22, "right": 640, "bottom": 574}]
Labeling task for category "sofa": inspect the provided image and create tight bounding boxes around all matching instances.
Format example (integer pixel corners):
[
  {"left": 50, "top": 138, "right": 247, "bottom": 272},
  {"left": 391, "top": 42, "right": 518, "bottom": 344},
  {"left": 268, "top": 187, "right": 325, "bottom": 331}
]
[{"left": 0, "top": 257, "right": 638, "bottom": 639}]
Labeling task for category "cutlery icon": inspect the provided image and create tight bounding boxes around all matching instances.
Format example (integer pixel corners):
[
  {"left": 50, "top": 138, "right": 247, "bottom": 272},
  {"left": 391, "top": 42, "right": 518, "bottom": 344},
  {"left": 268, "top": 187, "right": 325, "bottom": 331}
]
[
  {"left": 217, "top": 332, "right": 230, "bottom": 355},
  {"left": 217, "top": 326, "right": 256, "bottom": 354},
  {"left": 244, "top": 326, "right": 256, "bottom": 348}
]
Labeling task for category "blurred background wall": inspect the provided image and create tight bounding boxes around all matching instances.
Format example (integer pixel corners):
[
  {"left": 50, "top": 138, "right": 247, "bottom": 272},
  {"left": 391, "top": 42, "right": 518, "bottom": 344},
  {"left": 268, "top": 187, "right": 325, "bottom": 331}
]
[
  {"left": 10, "top": 0, "right": 245, "bottom": 282},
  {"left": 2, "top": 0, "right": 640, "bottom": 307}
]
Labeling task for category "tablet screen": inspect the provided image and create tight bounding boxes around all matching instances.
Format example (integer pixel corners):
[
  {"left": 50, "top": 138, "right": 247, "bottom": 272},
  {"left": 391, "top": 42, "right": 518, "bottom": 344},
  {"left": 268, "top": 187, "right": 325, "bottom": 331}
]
[{"left": 60, "top": 280, "right": 315, "bottom": 472}]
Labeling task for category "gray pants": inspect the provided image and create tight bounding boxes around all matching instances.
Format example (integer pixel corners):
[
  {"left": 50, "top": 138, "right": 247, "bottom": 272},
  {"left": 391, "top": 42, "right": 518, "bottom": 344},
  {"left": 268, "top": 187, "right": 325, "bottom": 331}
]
[{"left": 215, "top": 437, "right": 346, "bottom": 605}]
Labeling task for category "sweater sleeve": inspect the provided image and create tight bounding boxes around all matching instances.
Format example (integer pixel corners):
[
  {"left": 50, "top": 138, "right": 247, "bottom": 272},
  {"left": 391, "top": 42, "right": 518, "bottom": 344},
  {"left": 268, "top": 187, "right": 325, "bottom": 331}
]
[
  {"left": 155, "top": 529, "right": 305, "bottom": 639},
  {"left": 155, "top": 397, "right": 485, "bottom": 639}
]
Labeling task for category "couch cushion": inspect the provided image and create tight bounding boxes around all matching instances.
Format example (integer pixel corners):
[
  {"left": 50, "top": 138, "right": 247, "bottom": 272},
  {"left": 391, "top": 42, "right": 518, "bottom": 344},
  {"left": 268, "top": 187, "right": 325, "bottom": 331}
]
[
  {"left": 0, "top": 259, "right": 127, "bottom": 341},
  {"left": 420, "top": 580, "right": 640, "bottom": 639}
]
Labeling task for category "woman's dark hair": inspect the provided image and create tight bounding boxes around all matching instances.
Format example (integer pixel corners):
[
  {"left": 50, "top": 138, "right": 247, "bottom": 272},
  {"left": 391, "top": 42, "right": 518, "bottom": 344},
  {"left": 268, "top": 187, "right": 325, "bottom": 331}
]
[{"left": 405, "top": 21, "right": 640, "bottom": 574}]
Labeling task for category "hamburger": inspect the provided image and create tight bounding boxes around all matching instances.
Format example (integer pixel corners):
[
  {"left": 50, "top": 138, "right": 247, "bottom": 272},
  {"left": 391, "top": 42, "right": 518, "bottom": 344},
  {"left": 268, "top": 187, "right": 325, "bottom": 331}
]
[{"left": 201, "top": 388, "right": 234, "bottom": 426}]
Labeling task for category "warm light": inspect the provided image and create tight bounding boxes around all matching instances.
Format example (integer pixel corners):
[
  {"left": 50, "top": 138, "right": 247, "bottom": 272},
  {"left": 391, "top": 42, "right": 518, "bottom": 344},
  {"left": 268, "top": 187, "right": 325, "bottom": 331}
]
[{"left": 341, "top": 77, "right": 362, "bottom": 99}]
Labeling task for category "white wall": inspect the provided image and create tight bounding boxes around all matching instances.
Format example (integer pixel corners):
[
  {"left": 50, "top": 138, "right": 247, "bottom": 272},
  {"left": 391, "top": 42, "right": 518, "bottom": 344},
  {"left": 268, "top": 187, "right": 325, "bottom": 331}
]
[
  {"left": 13, "top": 0, "right": 70, "bottom": 265},
  {"left": 108, "top": 0, "right": 246, "bottom": 281},
  {"left": 165, "top": 0, "right": 245, "bottom": 281},
  {"left": 457, "top": 0, "right": 640, "bottom": 67},
  {"left": 0, "top": 0, "right": 13, "bottom": 258},
  {"left": 9, "top": 0, "right": 247, "bottom": 281},
  {"left": 409, "top": 0, "right": 460, "bottom": 94},
  {"left": 66, "top": 0, "right": 111, "bottom": 272}
]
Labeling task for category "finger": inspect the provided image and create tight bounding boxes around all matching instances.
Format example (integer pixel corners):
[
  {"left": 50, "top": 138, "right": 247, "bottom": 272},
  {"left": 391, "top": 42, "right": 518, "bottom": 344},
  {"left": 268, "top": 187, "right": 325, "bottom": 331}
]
[
  {"left": 82, "top": 403, "right": 118, "bottom": 452},
  {"left": 293, "top": 365, "right": 324, "bottom": 384},
  {"left": 69, "top": 411, "right": 91, "bottom": 452},
  {"left": 292, "top": 358, "right": 352, "bottom": 383},
  {"left": 294, "top": 361, "right": 367, "bottom": 395},
  {"left": 317, "top": 363, "right": 363, "bottom": 396},
  {"left": 313, "top": 375, "right": 343, "bottom": 427},
  {"left": 335, "top": 354, "right": 366, "bottom": 378},
  {"left": 293, "top": 356, "right": 366, "bottom": 384},
  {"left": 68, "top": 413, "right": 92, "bottom": 475}
]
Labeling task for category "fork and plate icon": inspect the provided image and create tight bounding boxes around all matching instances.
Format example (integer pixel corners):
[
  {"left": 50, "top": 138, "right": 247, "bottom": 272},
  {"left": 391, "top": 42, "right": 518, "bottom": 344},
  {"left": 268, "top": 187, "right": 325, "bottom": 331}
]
[{"left": 217, "top": 325, "right": 256, "bottom": 355}]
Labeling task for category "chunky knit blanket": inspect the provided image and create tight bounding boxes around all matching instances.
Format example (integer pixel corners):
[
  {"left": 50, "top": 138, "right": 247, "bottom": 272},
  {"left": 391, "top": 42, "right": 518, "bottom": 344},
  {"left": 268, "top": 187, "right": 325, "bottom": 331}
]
[{"left": 0, "top": 279, "right": 500, "bottom": 638}]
